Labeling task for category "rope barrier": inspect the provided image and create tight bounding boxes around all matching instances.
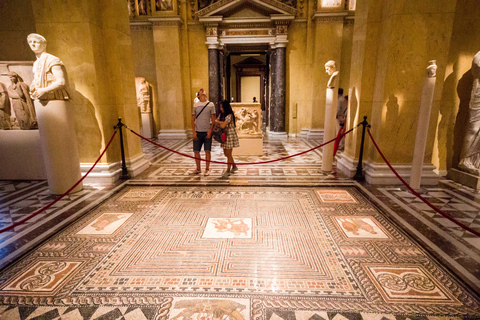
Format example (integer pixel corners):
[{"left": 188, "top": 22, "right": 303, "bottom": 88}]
[
  {"left": 0, "top": 130, "right": 118, "bottom": 234},
  {"left": 367, "top": 130, "right": 480, "bottom": 237},
  {"left": 127, "top": 125, "right": 357, "bottom": 166}
]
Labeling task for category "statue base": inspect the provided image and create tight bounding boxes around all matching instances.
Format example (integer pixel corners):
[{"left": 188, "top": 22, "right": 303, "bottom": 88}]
[
  {"left": 140, "top": 112, "right": 154, "bottom": 138},
  {"left": 448, "top": 168, "right": 480, "bottom": 190},
  {"left": 35, "top": 100, "right": 83, "bottom": 195}
]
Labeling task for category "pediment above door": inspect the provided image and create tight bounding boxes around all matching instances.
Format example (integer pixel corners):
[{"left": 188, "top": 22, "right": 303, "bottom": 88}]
[
  {"left": 197, "top": 0, "right": 296, "bottom": 18},
  {"left": 198, "top": 0, "right": 296, "bottom": 48}
]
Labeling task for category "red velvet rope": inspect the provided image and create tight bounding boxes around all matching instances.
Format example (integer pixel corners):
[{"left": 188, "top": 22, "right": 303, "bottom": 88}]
[
  {"left": 368, "top": 130, "right": 480, "bottom": 237},
  {"left": 128, "top": 127, "right": 356, "bottom": 166},
  {"left": 0, "top": 130, "right": 118, "bottom": 234}
]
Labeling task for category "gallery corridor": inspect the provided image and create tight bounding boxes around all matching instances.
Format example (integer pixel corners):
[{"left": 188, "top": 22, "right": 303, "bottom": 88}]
[{"left": 0, "top": 136, "right": 479, "bottom": 320}]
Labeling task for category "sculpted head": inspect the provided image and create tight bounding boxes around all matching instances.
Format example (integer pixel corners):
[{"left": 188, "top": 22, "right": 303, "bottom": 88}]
[
  {"left": 426, "top": 60, "right": 437, "bottom": 78},
  {"left": 8, "top": 72, "right": 20, "bottom": 84},
  {"left": 325, "top": 60, "right": 336, "bottom": 76},
  {"left": 27, "top": 33, "right": 47, "bottom": 54}
]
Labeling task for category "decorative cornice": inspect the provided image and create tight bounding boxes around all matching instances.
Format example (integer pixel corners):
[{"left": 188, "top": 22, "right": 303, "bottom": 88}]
[
  {"left": 130, "top": 21, "right": 153, "bottom": 30},
  {"left": 149, "top": 16, "right": 183, "bottom": 26},
  {"left": 312, "top": 11, "right": 348, "bottom": 22},
  {"left": 260, "top": 0, "right": 297, "bottom": 14},
  {"left": 222, "top": 29, "right": 272, "bottom": 36},
  {"left": 223, "top": 22, "right": 273, "bottom": 28}
]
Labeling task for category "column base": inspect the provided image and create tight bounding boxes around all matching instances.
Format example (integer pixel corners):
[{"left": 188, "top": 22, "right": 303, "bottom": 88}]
[
  {"left": 158, "top": 130, "right": 188, "bottom": 139},
  {"left": 365, "top": 162, "right": 439, "bottom": 186},
  {"left": 336, "top": 153, "right": 359, "bottom": 178},
  {"left": 337, "top": 153, "right": 440, "bottom": 186},
  {"left": 267, "top": 130, "right": 288, "bottom": 139},
  {"left": 306, "top": 129, "right": 324, "bottom": 141},
  {"left": 448, "top": 168, "right": 480, "bottom": 190},
  {"left": 81, "top": 154, "right": 150, "bottom": 184}
]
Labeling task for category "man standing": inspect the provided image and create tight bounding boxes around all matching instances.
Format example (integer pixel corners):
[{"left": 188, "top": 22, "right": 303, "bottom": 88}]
[
  {"left": 335, "top": 88, "right": 347, "bottom": 152},
  {"left": 191, "top": 91, "right": 216, "bottom": 176}
]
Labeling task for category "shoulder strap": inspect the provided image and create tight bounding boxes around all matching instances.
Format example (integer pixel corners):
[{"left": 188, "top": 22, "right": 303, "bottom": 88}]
[{"left": 195, "top": 102, "right": 211, "bottom": 119}]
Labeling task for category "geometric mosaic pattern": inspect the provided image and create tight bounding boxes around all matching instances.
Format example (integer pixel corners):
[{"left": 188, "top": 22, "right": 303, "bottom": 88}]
[{"left": 1, "top": 186, "right": 479, "bottom": 319}]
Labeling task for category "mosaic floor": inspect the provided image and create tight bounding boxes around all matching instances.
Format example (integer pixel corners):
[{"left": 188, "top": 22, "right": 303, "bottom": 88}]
[
  {"left": 1, "top": 136, "right": 480, "bottom": 320},
  {"left": 1, "top": 185, "right": 479, "bottom": 320}
]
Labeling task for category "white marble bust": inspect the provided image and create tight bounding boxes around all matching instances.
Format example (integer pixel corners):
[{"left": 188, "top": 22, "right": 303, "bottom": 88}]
[
  {"left": 27, "top": 33, "right": 70, "bottom": 101},
  {"left": 325, "top": 60, "right": 339, "bottom": 88},
  {"left": 427, "top": 60, "right": 437, "bottom": 78}
]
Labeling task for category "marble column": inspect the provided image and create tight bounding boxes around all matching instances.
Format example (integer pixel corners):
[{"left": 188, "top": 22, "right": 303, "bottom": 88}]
[
  {"left": 208, "top": 48, "right": 220, "bottom": 112},
  {"left": 270, "top": 46, "right": 286, "bottom": 134},
  {"left": 269, "top": 48, "right": 277, "bottom": 130},
  {"left": 219, "top": 49, "right": 224, "bottom": 103}
]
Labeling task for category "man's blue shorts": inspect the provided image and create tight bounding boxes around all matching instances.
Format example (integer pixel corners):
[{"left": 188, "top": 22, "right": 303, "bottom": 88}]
[{"left": 193, "top": 131, "right": 212, "bottom": 152}]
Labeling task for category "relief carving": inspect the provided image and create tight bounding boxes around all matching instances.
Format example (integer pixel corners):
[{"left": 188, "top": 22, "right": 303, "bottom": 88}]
[{"left": 235, "top": 107, "right": 261, "bottom": 135}]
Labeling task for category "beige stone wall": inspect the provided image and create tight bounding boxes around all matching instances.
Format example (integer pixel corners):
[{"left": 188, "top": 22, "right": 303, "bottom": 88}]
[
  {"left": 434, "top": 0, "right": 480, "bottom": 174},
  {"left": 0, "top": 0, "right": 37, "bottom": 61},
  {"left": 286, "top": 20, "right": 308, "bottom": 134},
  {"left": 25, "top": 0, "right": 143, "bottom": 165},
  {"left": 131, "top": 26, "right": 159, "bottom": 134},
  {"left": 347, "top": 1, "right": 457, "bottom": 170}
]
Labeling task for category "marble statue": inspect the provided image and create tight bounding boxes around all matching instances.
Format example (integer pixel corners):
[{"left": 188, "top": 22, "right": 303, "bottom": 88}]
[
  {"left": 459, "top": 51, "right": 480, "bottom": 175},
  {"left": 7, "top": 72, "right": 37, "bottom": 130},
  {"left": 27, "top": 33, "right": 82, "bottom": 195},
  {"left": 0, "top": 82, "right": 11, "bottom": 130},
  {"left": 325, "top": 60, "right": 339, "bottom": 88},
  {"left": 135, "top": 77, "right": 152, "bottom": 113},
  {"left": 28, "top": 33, "right": 70, "bottom": 101}
]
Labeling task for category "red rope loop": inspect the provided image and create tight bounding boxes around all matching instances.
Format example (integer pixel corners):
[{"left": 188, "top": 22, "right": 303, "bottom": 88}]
[
  {"left": 0, "top": 130, "right": 118, "bottom": 234},
  {"left": 367, "top": 130, "right": 480, "bottom": 237},
  {"left": 127, "top": 126, "right": 356, "bottom": 166}
]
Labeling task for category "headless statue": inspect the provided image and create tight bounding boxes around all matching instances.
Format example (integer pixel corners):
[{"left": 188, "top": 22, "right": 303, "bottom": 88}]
[{"left": 459, "top": 51, "right": 480, "bottom": 176}]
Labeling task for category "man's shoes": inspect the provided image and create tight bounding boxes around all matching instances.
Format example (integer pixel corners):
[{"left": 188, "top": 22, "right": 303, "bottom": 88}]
[
  {"left": 231, "top": 165, "right": 239, "bottom": 173},
  {"left": 204, "top": 169, "right": 210, "bottom": 176},
  {"left": 222, "top": 170, "right": 231, "bottom": 178},
  {"left": 194, "top": 169, "right": 201, "bottom": 174}
]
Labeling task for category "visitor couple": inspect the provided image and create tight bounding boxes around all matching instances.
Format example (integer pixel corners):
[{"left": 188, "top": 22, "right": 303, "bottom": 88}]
[{"left": 191, "top": 90, "right": 239, "bottom": 178}]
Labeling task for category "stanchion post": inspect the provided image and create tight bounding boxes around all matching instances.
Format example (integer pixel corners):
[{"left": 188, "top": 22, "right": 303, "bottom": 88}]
[
  {"left": 353, "top": 116, "right": 370, "bottom": 181},
  {"left": 115, "top": 117, "right": 131, "bottom": 180}
]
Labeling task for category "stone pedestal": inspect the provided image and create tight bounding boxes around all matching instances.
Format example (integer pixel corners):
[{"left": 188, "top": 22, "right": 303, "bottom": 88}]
[
  {"left": 35, "top": 100, "right": 83, "bottom": 195},
  {"left": 232, "top": 103, "right": 263, "bottom": 156},
  {"left": 140, "top": 112, "right": 154, "bottom": 138},
  {"left": 321, "top": 86, "right": 338, "bottom": 173},
  {"left": 410, "top": 62, "right": 437, "bottom": 190},
  {"left": 448, "top": 168, "right": 480, "bottom": 190},
  {"left": 0, "top": 130, "right": 46, "bottom": 180}
]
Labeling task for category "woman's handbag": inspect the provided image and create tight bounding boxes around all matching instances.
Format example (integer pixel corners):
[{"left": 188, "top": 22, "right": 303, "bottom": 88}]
[{"left": 212, "top": 126, "right": 227, "bottom": 143}]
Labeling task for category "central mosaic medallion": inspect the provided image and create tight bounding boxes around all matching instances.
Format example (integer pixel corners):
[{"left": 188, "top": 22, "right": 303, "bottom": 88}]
[{"left": 203, "top": 218, "right": 252, "bottom": 238}]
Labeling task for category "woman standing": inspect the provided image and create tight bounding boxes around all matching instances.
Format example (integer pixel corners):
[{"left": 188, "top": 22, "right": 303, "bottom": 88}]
[{"left": 215, "top": 100, "right": 239, "bottom": 177}]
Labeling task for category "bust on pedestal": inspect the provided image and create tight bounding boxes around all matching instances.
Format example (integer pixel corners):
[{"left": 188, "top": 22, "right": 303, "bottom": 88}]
[
  {"left": 321, "top": 60, "right": 339, "bottom": 174},
  {"left": 135, "top": 77, "right": 154, "bottom": 138},
  {"left": 28, "top": 33, "right": 82, "bottom": 195}
]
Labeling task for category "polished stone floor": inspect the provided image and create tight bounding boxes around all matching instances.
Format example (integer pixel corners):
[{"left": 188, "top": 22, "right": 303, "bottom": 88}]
[{"left": 0, "top": 136, "right": 479, "bottom": 320}]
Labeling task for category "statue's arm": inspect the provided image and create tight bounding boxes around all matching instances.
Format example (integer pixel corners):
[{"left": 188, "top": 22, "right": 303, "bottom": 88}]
[{"left": 35, "top": 65, "right": 66, "bottom": 99}]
